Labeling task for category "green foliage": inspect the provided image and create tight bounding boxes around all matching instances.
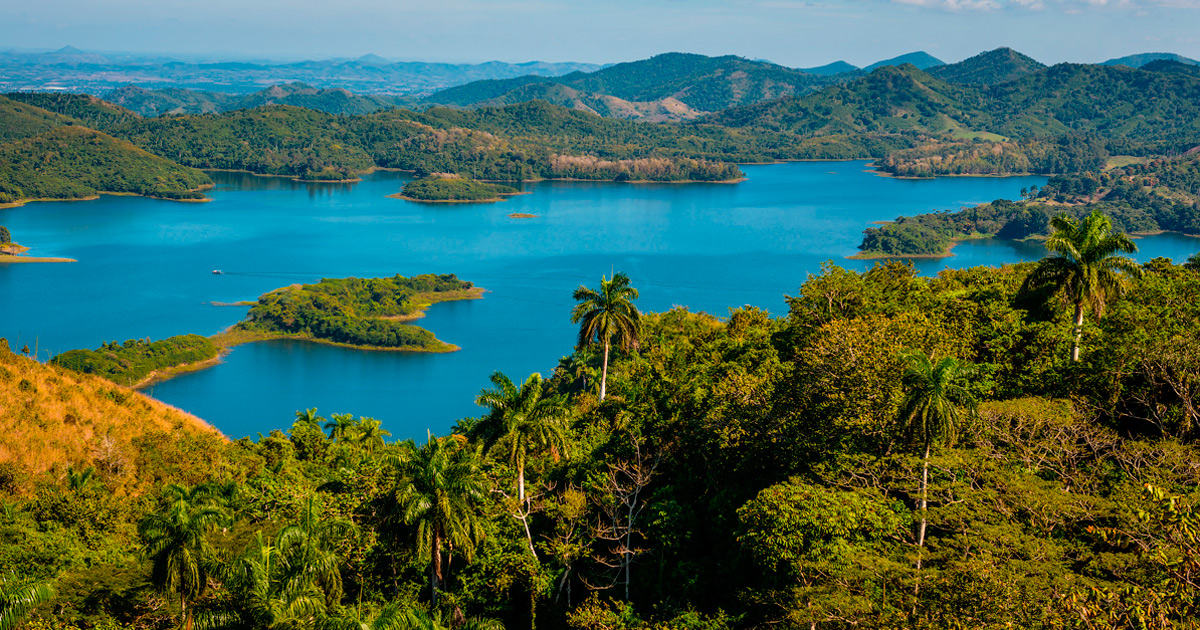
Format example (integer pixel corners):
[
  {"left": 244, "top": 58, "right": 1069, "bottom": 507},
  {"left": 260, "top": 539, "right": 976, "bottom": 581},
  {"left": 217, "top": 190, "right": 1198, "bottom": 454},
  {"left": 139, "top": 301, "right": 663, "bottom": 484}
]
[
  {"left": 51, "top": 334, "right": 218, "bottom": 386},
  {"left": 0, "top": 126, "right": 211, "bottom": 204},
  {"left": 238, "top": 274, "right": 474, "bottom": 350},
  {"left": 0, "top": 226, "right": 10, "bottom": 244},
  {"left": 400, "top": 177, "right": 518, "bottom": 201}
]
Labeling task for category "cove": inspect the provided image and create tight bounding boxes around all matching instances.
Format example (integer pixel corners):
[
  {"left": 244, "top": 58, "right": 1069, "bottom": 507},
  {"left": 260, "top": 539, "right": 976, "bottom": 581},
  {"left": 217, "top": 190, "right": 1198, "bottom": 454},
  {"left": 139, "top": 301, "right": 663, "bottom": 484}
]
[{"left": 2, "top": 162, "right": 1194, "bottom": 440}]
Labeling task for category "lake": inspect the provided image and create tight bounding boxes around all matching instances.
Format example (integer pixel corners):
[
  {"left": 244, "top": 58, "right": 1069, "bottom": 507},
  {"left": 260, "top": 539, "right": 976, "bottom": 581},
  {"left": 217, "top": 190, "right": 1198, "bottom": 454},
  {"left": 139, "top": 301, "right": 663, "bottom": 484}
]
[{"left": 2, "top": 163, "right": 1195, "bottom": 440}]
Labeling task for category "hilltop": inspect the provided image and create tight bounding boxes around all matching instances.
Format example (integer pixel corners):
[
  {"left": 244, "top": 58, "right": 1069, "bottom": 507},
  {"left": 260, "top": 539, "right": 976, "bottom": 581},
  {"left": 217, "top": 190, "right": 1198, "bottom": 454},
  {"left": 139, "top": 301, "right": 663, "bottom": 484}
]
[
  {"left": 928, "top": 47, "right": 1046, "bottom": 85},
  {"left": 424, "top": 52, "right": 848, "bottom": 120},
  {"left": 0, "top": 341, "right": 222, "bottom": 492}
]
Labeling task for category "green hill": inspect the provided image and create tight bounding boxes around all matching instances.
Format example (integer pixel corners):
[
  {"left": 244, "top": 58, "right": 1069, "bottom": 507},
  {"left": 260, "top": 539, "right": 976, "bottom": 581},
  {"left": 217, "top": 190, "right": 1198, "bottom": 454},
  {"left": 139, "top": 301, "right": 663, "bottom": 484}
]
[
  {"left": 425, "top": 52, "right": 846, "bottom": 120},
  {"left": 0, "top": 125, "right": 211, "bottom": 204},
  {"left": 0, "top": 94, "right": 76, "bottom": 142},
  {"left": 1103, "top": 52, "right": 1200, "bottom": 68},
  {"left": 862, "top": 50, "right": 945, "bottom": 71},
  {"left": 928, "top": 47, "right": 1047, "bottom": 85}
]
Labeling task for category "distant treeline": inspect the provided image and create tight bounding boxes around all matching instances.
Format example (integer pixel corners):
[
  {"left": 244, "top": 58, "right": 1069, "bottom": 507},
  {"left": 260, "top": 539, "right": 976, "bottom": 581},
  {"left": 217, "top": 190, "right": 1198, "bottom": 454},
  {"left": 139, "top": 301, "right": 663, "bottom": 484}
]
[
  {"left": 875, "top": 136, "right": 1109, "bottom": 177},
  {"left": 237, "top": 274, "right": 476, "bottom": 350},
  {"left": 858, "top": 154, "right": 1200, "bottom": 256},
  {"left": 51, "top": 334, "right": 218, "bottom": 385}
]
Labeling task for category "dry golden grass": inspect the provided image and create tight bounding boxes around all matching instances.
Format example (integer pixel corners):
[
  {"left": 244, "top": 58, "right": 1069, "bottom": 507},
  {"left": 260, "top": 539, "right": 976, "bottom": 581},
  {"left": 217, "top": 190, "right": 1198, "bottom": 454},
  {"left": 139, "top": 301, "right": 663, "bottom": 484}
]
[{"left": 0, "top": 343, "right": 223, "bottom": 486}]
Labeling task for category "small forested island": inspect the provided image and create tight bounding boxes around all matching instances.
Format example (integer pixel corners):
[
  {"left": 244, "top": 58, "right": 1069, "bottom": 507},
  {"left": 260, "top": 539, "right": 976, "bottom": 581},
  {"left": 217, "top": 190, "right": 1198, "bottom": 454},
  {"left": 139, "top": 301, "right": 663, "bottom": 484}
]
[
  {"left": 857, "top": 152, "right": 1200, "bottom": 257},
  {"left": 50, "top": 334, "right": 220, "bottom": 387},
  {"left": 225, "top": 273, "right": 481, "bottom": 351},
  {"left": 395, "top": 174, "right": 520, "bottom": 202}
]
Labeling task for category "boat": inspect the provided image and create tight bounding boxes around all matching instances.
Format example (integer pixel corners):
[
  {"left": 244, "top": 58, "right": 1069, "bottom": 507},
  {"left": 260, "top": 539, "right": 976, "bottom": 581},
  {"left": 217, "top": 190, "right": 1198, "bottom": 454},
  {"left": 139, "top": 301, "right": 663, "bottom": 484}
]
[{"left": 212, "top": 269, "right": 223, "bottom": 275}]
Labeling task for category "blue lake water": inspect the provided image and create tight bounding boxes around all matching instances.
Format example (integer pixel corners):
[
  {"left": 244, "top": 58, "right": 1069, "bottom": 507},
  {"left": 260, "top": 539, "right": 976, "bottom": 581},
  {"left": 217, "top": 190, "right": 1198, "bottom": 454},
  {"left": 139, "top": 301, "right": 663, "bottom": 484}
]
[{"left": 2, "top": 162, "right": 1196, "bottom": 440}]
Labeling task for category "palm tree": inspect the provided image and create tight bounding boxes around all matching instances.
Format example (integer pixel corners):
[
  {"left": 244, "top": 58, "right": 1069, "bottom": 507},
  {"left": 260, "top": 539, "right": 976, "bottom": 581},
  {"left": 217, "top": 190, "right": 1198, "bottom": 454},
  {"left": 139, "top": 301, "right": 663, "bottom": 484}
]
[
  {"left": 66, "top": 465, "right": 96, "bottom": 493},
  {"left": 1, "top": 573, "right": 54, "bottom": 630},
  {"left": 1024, "top": 209, "right": 1143, "bottom": 362},
  {"left": 209, "top": 532, "right": 326, "bottom": 630},
  {"left": 474, "top": 371, "right": 570, "bottom": 557},
  {"left": 138, "top": 484, "right": 232, "bottom": 630},
  {"left": 349, "top": 418, "right": 391, "bottom": 456},
  {"left": 387, "top": 434, "right": 488, "bottom": 605},
  {"left": 897, "top": 351, "right": 977, "bottom": 580},
  {"left": 275, "top": 497, "right": 352, "bottom": 607},
  {"left": 325, "top": 413, "right": 359, "bottom": 443},
  {"left": 571, "top": 272, "right": 641, "bottom": 401}
]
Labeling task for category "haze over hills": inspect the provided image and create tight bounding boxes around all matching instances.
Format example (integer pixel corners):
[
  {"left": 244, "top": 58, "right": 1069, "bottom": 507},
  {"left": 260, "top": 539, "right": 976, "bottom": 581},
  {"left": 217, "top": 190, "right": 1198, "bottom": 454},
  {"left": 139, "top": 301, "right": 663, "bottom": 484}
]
[
  {"left": 1103, "top": 52, "right": 1200, "bottom": 68},
  {"left": 102, "top": 82, "right": 415, "bottom": 117},
  {"left": 863, "top": 51, "right": 944, "bottom": 72},
  {"left": 0, "top": 47, "right": 604, "bottom": 95}
]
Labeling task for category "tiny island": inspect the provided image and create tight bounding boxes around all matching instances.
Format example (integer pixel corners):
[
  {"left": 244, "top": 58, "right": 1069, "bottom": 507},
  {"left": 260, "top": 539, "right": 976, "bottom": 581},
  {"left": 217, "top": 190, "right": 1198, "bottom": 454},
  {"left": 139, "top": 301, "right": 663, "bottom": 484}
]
[{"left": 391, "top": 174, "right": 522, "bottom": 203}]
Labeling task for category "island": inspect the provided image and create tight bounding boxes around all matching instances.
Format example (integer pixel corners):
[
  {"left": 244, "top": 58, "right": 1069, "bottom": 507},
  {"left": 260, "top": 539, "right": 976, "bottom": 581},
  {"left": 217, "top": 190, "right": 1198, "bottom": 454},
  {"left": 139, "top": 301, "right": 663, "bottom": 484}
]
[
  {"left": 392, "top": 174, "right": 521, "bottom": 203},
  {"left": 220, "top": 273, "right": 482, "bottom": 352},
  {"left": 50, "top": 334, "right": 221, "bottom": 387}
]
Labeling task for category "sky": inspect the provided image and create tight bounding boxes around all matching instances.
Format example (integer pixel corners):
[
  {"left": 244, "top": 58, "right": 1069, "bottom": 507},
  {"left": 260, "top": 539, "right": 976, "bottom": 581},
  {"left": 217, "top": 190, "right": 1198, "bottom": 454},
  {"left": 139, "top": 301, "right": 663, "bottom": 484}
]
[{"left": 2, "top": 0, "right": 1199, "bottom": 67}]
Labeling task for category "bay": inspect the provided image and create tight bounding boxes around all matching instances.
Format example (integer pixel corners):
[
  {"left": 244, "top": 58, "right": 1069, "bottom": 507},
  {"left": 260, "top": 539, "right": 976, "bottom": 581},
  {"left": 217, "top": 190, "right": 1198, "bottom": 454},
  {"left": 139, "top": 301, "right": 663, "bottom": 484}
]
[{"left": 1, "top": 162, "right": 1193, "bottom": 440}]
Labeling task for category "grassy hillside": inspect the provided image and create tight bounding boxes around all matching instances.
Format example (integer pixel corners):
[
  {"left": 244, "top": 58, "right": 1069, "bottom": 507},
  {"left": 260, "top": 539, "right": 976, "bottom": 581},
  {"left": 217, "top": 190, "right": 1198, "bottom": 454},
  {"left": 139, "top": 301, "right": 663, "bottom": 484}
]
[
  {"left": 0, "top": 341, "right": 221, "bottom": 490},
  {"left": 0, "top": 125, "right": 212, "bottom": 204},
  {"left": 0, "top": 94, "right": 76, "bottom": 142}
]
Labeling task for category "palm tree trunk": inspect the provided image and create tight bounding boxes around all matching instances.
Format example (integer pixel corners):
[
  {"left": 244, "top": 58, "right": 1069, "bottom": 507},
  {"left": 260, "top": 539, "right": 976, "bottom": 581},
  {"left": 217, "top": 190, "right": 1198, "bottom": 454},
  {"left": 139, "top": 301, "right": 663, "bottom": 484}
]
[
  {"left": 1071, "top": 302, "right": 1085, "bottom": 363},
  {"left": 600, "top": 338, "right": 611, "bottom": 401},
  {"left": 915, "top": 444, "right": 929, "bottom": 602},
  {"left": 518, "top": 459, "right": 525, "bottom": 504},
  {"left": 431, "top": 533, "right": 442, "bottom": 605}
]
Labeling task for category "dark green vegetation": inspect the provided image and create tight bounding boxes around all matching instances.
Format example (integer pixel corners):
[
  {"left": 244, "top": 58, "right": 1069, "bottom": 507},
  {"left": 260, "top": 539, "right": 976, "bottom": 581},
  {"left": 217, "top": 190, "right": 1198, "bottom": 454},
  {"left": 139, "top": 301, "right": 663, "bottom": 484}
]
[
  {"left": 859, "top": 153, "right": 1200, "bottom": 256},
  {"left": 926, "top": 47, "right": 1046, "bottom": 86},
  {"left": 6, "top": 260, "right": 1200, "bottom": 629},
  {"left": 400, "top": 177, "right": 519, "bottom": 202},
  {"left": 50, "top": 335, "right": 219, "bottom": 386},
  {"left": 235, "top": 274, "right": 478, "bottom": 351},
  {"left": 0, "top": 94, "right": 211, "bottom": 205},
  {"left": 0, "top": 125, "right": 211, "bottom": 204},
  {"left": 0, "top": 226, "right": 10, "bottom": 244}
]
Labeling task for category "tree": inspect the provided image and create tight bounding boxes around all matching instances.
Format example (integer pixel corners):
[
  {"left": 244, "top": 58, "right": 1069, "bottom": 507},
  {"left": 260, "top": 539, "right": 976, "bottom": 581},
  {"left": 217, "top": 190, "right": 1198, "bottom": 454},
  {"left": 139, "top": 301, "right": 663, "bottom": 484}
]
[
  {"left": 349, "top": 417, "right": 391, "bottom": 456},
  {"left": 211, "top": 532, "right": 326, "bottom": 630},
  {"left": 1024, "top": 209, "right": 1142, "bottom": 362},
  {"left": 473, "top": 371, "right": 570, "bottom": 557},
  {"left": 571, "top": 272, "right": 641, "bottom": 401},
  {"left": 325, "top": 413, "right": 358, "bottom": 443},
  {"left": 897, "top": 351, "right": 977, "bottom": 584},
  {"left": 387, "top": 434, "right": 488, "bottom": 605},
  {"left": 0, "top": 573, "right": 54, "bottom": 630},
  {"left": 138, "top": 484, "right": 232, "bottom": 630}
]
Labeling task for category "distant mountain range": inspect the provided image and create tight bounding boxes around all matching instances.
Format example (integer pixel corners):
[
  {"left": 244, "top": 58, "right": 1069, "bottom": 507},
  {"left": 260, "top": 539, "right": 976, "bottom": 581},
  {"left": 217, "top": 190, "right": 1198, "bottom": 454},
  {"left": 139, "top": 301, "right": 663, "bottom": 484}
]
[
  {"left": 0, "top": 47, "right": 604, "bottom": 95},
  {"left": 102, "top": 83, "right": 415, "bottom": 117},
  {"left": 1103, "top": 52, "right": 1200, "bottom": 68}
]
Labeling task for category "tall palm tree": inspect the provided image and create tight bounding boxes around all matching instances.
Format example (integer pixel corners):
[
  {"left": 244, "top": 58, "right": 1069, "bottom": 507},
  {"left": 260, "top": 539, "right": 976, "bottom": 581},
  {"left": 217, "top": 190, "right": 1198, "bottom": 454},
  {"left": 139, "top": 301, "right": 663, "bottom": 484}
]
[
  {"left": 138, "top": 484, "right": 232, "bottom": 630},
  {"left": 571, "top": 272, "right": 641, "bottom": 401},
  {"left": 897, "top": 351, "right": 977, "bottom": 578},
  {"left": 276, "top": 497, "right": 352, "bottom": 607},
  {"left": 0, "top": 573, "right": 54, "bottom": 630},
  {"left": 474, "top": 371, "right": 570, "bottom": 558},
  {"left": 1024, "top": 209, "right": 1143, "bottom": 362},
  {"left": 387, "top": 434, "right": 488, "bottom": 605}
]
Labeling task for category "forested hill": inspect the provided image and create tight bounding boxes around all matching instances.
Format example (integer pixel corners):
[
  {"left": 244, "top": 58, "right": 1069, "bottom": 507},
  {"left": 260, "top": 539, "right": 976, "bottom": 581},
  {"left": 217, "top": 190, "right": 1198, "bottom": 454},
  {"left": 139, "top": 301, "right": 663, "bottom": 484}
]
[
  {"left": 927, "top": 47, "right": 1046, "bottom": 85},
  {"left": 22, "top": 97, "right": 776, "bottom": 182},
  {"left": 424, "top": 52, "right": 849, "bottom": 120},
  {"left": 0, "top": 96, "right": 211, "bottom": 205},
  {"left": 706, "top": 61, "right": 1200, "bottom": 173}
]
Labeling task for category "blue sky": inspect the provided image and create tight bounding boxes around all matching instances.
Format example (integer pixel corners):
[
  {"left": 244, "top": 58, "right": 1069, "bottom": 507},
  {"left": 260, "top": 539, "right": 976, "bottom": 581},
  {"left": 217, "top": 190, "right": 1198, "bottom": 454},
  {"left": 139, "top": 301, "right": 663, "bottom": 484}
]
[{"left": 2, "top": 0, "right": 1198, "bottom": 66}]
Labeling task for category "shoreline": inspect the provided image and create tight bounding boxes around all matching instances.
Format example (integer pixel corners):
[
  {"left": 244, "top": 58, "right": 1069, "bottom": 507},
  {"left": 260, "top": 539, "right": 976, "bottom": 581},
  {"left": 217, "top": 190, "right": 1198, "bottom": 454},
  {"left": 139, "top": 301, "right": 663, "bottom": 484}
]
[
  {"left": 132, "top": 286, "right": 484, "bottom": 388},
  {"left": 0, "top": 254, "right": 77, "bottom": 263},
  {"left": 0, "top": 187, "right": 212, "bottom": 209}
]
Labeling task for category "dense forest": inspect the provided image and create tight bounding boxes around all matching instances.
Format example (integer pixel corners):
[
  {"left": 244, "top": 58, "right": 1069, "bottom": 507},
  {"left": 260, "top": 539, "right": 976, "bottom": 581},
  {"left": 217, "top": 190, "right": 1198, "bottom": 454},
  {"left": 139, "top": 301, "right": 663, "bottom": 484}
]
[
  {"left": 234, "top": 274, "right": 479, "bottom": 351},
  {"left": 399, "top": 177, "right": 519, "bottom": 202},
  {"left": 4, "top": 246, "right": 1200, "bottom": 629},
  {"left": 50, "top": 335, "right": 219, "bottom": 386},
  {"left": 858, "top": 153, "right": 1200, "bottom": 256}
]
